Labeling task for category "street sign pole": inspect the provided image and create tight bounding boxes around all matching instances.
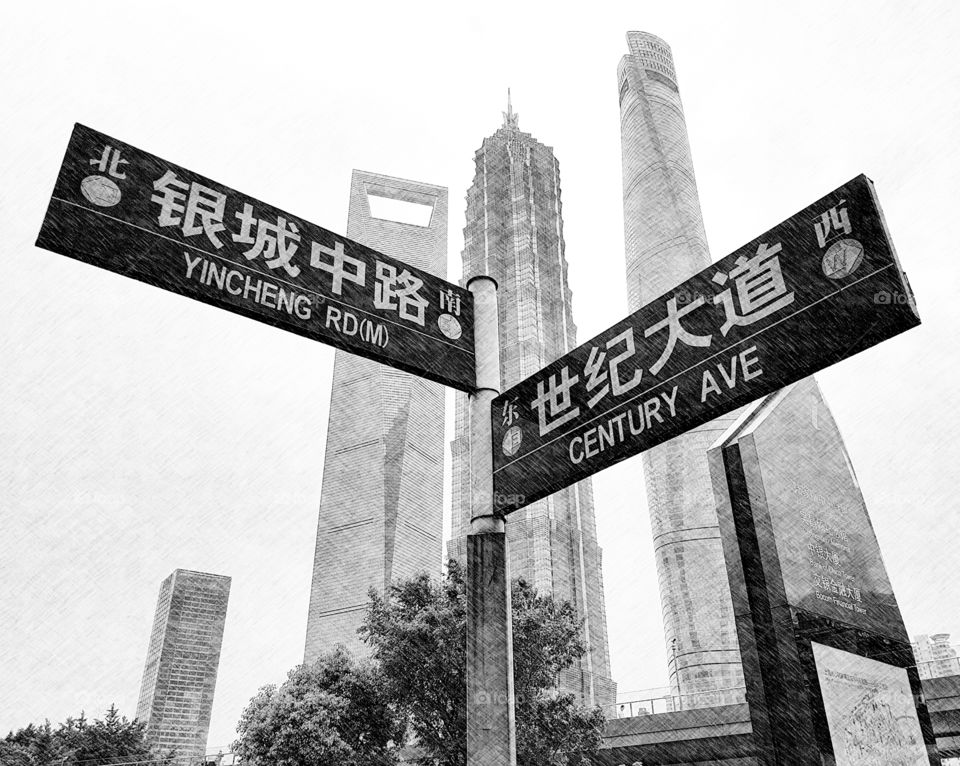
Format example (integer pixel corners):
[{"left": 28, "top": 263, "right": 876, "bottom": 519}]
[
  {"left": 35, "top": 127, "right": 925, "bottom": 764},
  {"left": 464, "top": 275, "right": 517, "bottom": 766},
  {"left": 39, "top": 123, "right": 519, "bottom": 764}
]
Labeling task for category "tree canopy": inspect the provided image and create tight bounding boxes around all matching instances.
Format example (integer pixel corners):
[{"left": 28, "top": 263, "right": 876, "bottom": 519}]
[
  {"left": 1, "top": 705, "right": 167, "bottom": 766},
  {"left": 360, "top": 559, "right": 605, "bottom": 766},
  {"left": 233, "top": 648, "right": 405, "bottom": 766},
  {"left": 234, "top": 560, "right": 605, "bottom": 766}
]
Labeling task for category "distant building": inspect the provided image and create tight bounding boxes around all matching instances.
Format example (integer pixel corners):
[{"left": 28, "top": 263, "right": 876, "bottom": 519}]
[
  {"left": 136, "top": 569, "right": 231, "bottom": 761},
  {"left": 913, "top": 633, "right": 960, "bottom": 679},
  {"left": 448, "top": 95, "right": 615, "bottom": 706},
  {"left": 305, "top": 171, "right": 449, "bottom": 660},
  {"left": 618, "top": 30, "right": 744, "bottom": 706}
]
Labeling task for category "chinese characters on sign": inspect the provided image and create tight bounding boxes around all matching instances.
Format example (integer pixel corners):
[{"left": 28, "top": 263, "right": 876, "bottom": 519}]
[
  {"left": 802, "top": 503, "right": 865, "bottom": 616},
  {"left": 491, "top": 175, "right": 919, "bottom": 514},
  {"left": 39, "top": 129, "right": 921, "bottom": 523},
  {"left": 526, "top": 238, "right": 797, "bottom": 439},
  {"left": 37, "top": 124, "right": 475, "bottom": 391}
]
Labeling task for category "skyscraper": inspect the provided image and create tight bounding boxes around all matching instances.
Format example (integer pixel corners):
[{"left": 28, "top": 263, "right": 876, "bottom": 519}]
[
  {"left": 618, "top": 31, "right": 744, "bottom": 705},
  {"left": 449, "top": 96, "right": 616, "bottom": 707},
  {"left": 136, "top": 569, "right": 231, "bottom": 761},
  {"left": 913, "top": 634, "right": 960, "bottom": 679},
  {"left": 305, "top": 171, "right": 448, "bottom": 660}
]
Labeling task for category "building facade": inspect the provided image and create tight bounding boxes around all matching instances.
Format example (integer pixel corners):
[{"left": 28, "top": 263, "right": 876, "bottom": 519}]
[
  {"left": 136, "top": 569, "right": 231, "bottom": 761},
  {"left": 913, "top": 634, "right": 960, "bottom": 679},
  {"left": 618, "top": 31, "right": 744, "bottom": 706},
  {"left": 305, "top": 171, "right": 448, "bottom": 661},
  {"left": 448, "top": 98, "right": 616, "bottom": 707}
]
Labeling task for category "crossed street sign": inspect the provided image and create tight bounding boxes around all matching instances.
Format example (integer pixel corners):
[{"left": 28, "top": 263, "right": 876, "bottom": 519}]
[
  {"left": 36, "top": 124, "right": 476, "bottom": 392},
  {"left": 35, "top": 129, "right": 920, "bottom": 530},
  {"left": 491, "top": 175, "right": 919, "bottom": 515},
  {"left": 35, "top": 126, "right": 923, "bottom": 766}
]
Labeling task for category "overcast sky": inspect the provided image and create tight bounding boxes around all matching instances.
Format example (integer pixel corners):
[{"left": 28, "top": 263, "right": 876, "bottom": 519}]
[{"left": 2, "top": 0, "right": 958, "bottom": 753}]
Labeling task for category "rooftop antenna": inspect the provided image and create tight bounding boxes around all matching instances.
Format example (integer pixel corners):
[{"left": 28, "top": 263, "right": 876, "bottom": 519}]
[{"left": 502, "top": 87, "right": 519, "bottom": 129}]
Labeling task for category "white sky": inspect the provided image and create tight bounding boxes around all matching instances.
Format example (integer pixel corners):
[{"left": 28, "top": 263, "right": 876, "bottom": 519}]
[{"left": 2, "top": 0, "right": 958, "bottom": 753}]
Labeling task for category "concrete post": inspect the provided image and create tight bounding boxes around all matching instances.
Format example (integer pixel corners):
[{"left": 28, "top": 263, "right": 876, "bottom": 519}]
[{"left": 465, "top": 275, "right": 516, "bottom": 766}]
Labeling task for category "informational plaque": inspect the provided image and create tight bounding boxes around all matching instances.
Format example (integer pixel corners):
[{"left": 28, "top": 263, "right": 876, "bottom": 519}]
[
  {"left": 737, "top": 378, "right": 906, "bottom": 641},
  {"left": 812, "top": 642, "right": 928, "bottom": 766},
  {"left": 708, "top": 378, "right": 939, "bottom": 765}
]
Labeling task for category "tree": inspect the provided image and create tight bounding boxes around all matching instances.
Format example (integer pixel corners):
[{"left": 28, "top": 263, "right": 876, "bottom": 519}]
[
  {"left": 1, "top": 706, "right": 166, "bottom": 766},
  {"left": 0, "top": 721, "right": 53, "bottom": 766},
  {"left": 511, "top": 583, "right": 606, "bottom": 766},
  {"left": 67, "top": 706, "right": 158, "bottom": 766},
  {"left": 234, "top": 684, "right": 354, "bottom": 766},
  {"left": 359, "top": 559, "right": 605, "bottom": 766},
  {"left": 1, "top": 722, "right": 55, "bottom": 766},
  {"left": 233, "top": 647, "right": 405, "bottom": 766},
  {"left": 0, "top": 741, "right": 35, "bottom": 766}
]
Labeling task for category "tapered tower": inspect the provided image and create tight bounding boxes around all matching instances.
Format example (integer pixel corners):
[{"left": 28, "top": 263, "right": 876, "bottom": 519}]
[
  {"left": 618, "top": 32, "right": 745, "bottom": 706},
  {"left": 449, "top": 95, "right": 616, "bottom": 706},
  {"left": 305, "top": 172, "right": 448, "bottom": 660}
]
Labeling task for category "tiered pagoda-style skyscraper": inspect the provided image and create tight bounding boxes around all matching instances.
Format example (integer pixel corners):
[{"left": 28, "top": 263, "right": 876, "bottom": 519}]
[{"left": 449, "top": 95, "right": 616, "bottom": 707}]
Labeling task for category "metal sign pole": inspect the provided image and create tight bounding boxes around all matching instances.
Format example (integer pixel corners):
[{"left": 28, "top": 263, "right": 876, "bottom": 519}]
[{"left": 465, "top": 275, "right": 517, "bottom": 765}]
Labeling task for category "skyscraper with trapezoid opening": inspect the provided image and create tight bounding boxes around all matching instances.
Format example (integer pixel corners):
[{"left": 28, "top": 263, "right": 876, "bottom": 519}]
[{"left": 305, "top": 171, "right": 449, "bottom": 661}]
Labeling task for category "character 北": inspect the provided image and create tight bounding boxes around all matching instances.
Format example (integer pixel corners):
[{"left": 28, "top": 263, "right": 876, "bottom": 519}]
[{"left": 37, "top": 124, "right": 476, "bottom": 392}]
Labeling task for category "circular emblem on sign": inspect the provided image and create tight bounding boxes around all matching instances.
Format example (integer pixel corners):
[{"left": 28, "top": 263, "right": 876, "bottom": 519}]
[
  {"left": 438, "top": 313, "right": 462, "bottom": 340},
  {"left": 80, "top": 175, "right": 122, "bottom": 207},
  {"left": 822, "top": 238, "right": 864, "bottom": 280},
  {"left": 502, "top": 426, "right": 522, "bottom": 457}
]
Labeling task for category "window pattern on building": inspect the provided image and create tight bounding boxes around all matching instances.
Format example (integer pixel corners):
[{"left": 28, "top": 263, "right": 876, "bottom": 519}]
[
  {"left": 449, "top": 109, "right": 616, "bottom": 708},
  {"left": 305, "top": 172, "right": 448, "bottom": 661},
  {"left": 620, "top": 31, "right": 745, "bottom": 710},
  {"left": 136, "top": 570, "right": 230, "bottom": 762}
]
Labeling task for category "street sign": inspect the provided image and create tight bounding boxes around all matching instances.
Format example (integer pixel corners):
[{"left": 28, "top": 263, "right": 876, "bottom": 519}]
[
  {"left": 36, "top": 124, "right": 476, "bottom": 392},
  {"left": 491, "top": 175, "right": 919, "bottom": 515}
]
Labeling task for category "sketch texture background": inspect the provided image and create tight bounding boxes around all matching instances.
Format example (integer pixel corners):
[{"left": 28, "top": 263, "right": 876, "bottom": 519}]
[{"left": 1, "top": 0, "right": 958, "bottom": 752}]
